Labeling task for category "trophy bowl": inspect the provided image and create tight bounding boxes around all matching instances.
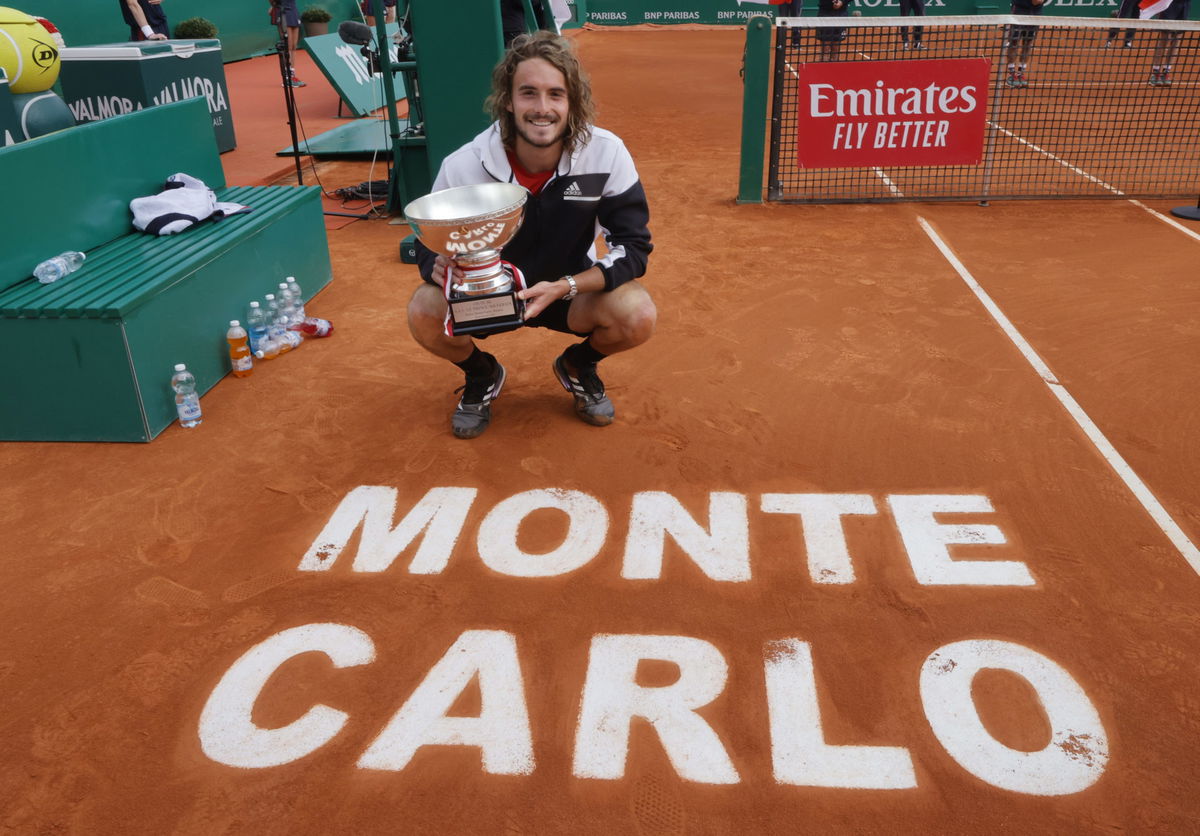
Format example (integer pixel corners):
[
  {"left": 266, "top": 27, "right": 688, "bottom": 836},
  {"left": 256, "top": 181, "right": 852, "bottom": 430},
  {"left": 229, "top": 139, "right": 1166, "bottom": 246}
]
[
  {"left": 404, "top": 182, "right": 528, "bottom": 265},
  {"left": 403, "top": 183, "right": 530, "bottom": 335}
]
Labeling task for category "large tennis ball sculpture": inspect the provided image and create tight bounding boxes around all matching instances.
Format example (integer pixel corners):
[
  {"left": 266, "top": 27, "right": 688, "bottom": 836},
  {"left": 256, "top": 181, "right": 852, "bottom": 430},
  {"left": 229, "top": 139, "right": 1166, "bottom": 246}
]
[{"left": 0, "top": 6, "right": 61, "bottom": 94}]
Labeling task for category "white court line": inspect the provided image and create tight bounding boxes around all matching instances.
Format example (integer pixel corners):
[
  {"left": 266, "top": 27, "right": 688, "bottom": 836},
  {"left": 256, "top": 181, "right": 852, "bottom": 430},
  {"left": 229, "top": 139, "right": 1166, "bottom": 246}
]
[
  {"left": 872, "top": 167, "right": 904, "bottom": 197},
  {"left": 989, "top": 121, "right": 1200, "bottom": 242},
  {"left": 1128, "top": 200, "right": 1200, "bottom": 243},
  {"left": 988, "top": 121, "right": 1126, "bottom": 196},
  {"left": 917, "top": 216, "right": 1200, "bottom": 574}
]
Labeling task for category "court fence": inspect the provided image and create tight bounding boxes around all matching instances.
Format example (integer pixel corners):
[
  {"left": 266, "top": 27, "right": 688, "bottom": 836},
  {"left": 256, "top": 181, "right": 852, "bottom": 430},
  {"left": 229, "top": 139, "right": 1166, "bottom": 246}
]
[{"left": 737, "top": 14, "right": 1200, "bottom": 203}]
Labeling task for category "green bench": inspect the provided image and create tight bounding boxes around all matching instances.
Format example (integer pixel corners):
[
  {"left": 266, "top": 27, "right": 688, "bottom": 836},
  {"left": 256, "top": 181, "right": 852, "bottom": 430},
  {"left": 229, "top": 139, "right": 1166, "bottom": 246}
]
[{"left": 0, "top": 97, "right": 332, "bottom": 442}]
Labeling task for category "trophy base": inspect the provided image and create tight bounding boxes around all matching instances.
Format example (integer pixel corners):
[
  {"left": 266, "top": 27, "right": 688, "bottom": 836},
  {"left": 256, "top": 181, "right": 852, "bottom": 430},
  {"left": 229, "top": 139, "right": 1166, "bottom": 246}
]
[{"left": 448, "top": 289, "right": 525, "bottom": 336}]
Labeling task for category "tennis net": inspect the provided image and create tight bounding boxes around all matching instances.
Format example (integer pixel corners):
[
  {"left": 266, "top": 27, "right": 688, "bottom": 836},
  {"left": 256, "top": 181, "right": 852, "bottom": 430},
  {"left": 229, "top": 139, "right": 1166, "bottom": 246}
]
[{"left": 763, "top": 15, "right": 1200, "bottom": 202}]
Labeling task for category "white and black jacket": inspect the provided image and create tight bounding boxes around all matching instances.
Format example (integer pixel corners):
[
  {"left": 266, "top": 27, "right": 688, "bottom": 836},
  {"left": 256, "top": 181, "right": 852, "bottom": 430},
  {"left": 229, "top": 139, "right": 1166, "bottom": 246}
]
[{"left": 416, "top": 122, "right": 652, "bottom": 292}]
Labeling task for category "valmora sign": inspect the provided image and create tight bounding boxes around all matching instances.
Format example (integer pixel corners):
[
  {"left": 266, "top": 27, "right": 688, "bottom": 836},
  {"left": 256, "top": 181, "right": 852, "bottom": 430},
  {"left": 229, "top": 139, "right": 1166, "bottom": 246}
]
[{"left": 795, "top": 58, "right": 990, "bottom": 168}]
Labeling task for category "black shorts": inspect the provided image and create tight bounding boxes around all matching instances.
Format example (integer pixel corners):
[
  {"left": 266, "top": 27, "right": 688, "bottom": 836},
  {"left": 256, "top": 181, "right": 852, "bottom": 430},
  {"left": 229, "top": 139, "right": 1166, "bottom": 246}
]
[
  {"left": 1158, "top": 0, "right": 1191, "bottom": 20},
  {"left": 815, "top": 26, "right": 847, "bottom": 42},
  {"left": 523, "top": 298, "right": 589, "bottom": 337},
  {"left": 1009, "top": 4, "right": 1043, "bottom": 39}
]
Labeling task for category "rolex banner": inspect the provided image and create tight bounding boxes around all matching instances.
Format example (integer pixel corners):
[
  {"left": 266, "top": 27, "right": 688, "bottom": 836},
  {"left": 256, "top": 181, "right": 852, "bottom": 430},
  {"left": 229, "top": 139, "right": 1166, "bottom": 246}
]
[{"left": 795, "top": 58, "right": 989, "bottom": 169}]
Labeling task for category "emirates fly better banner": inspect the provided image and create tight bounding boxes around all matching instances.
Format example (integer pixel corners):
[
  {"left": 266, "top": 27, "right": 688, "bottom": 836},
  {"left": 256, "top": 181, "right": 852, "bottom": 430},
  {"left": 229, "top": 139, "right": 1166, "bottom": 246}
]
[{"left": 795, "top": 58, "right": 990, "bottom": 168}]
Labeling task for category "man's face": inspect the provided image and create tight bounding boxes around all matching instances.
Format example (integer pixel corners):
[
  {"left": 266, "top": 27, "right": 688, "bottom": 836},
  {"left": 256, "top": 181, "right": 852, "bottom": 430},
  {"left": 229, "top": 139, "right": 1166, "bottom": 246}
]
[{"left": 508, "top": 57, "right": 570, "bottom": 151}]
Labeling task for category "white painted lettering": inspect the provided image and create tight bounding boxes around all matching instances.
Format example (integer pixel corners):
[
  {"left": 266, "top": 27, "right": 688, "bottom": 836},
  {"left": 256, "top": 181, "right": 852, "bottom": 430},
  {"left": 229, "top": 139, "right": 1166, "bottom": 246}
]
[
  {"left": 765, "top": 639, "right": 916, "bottom": 788},
  {"left": 573, "top": 634, "right": 740, "bottom": 783},
  {"left": 198, "top": 623, "right": 374, "bottom": 767},
  {"left": 761, "top": 493, "right": 877, "bottom": 584},
  {"left": 888, "top": 495, "right": 1035, "bottom": 585},
  {"left": 623, "top": 492, "right": 750, "bottom": 581},
  {"left": 477, "top": 489, "right": 607, "bottom": 577},
  {"left": 358, "top": 630, "right": 534, "bottom": 774},
  {"left": 920, "top": 640, "right": 1109, "bottom": 794},
  {"left": 298, "top": 486, "right": 476, "bottom": 573}
]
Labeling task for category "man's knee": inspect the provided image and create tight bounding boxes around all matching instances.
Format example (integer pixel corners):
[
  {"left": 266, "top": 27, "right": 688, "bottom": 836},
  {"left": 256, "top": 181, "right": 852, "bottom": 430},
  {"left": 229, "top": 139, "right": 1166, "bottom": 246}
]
[
  {"left": 623, "top": 292, "right": 656, "bottom": 345},
  {"left": 605, "top": 283, "right": 657, "bottom": 346},
  {"left": 407, "top": 284, "right": 447, "bottom": 334}
]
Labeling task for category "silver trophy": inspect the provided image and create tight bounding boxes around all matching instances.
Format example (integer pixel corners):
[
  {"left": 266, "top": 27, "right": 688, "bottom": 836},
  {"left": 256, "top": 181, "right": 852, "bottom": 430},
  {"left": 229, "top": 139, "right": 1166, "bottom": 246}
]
[{"left": 404, "top": 183, "right": 528, "bottom": 336}]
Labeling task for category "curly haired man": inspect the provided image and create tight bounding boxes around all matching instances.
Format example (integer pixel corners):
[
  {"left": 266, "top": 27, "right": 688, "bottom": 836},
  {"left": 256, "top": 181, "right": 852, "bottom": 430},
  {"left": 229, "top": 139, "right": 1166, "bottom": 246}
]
[{"left": 409, "top": 32, "right": 656, "bottom": 439}]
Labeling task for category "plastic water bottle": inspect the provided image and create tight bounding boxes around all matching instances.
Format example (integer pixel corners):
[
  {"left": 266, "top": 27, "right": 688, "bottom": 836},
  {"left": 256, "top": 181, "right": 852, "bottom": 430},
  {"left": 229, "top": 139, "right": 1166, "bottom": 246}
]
[
  {"left": 280, "top": 325, "right": 303, "bottom": 352},
  {"left": 246, "top": 301, "right": 269, "bottom": 354},
  {"left": 273, "top": 288, "right": 305, "bottom": 352},
  {"left": 277, "top": 281, "right": 297, "bottom": 325},
  {"left": 227, "top": 320, "right": 253, "bottom": 378},
  {"left": 256, "top": 333, "right": 281, "bottom": 361},
  {"left": 286, "top": 276, "right": 306, "bottom": 321},
  {"left": 34, "top": 251, "right": 86, "bottom": 284},
  {"left": 264, "top": 292, "right": 280, "bottom": 324},
  {"left": 170, "top": 364, "right": 202, "bottom": 428},
  {"left": 264, "top": 293, "right": 290, "bottom": 354}
]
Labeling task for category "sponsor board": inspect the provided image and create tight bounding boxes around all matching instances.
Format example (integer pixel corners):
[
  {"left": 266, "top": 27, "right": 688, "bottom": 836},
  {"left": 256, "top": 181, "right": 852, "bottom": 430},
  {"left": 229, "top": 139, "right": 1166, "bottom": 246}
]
[
  {"left": 582, "top": 0, "right": 1139, "bottom": 24},
  {"left": 795, "top": 58, "right": 989, "bottom": 168}
]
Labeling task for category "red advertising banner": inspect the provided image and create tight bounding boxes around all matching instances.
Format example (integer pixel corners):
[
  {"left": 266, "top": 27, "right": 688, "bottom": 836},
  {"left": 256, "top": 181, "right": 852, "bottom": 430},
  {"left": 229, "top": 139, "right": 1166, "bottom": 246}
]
[{"left": 795, "top": 58, "right": 990, "bottom": 169}]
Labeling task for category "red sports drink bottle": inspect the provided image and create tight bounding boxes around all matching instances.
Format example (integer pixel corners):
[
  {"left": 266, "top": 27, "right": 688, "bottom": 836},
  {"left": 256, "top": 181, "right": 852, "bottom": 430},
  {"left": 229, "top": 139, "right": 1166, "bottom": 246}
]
[{"left": 290, "top": 316, "right": 334, "bottom": 337}]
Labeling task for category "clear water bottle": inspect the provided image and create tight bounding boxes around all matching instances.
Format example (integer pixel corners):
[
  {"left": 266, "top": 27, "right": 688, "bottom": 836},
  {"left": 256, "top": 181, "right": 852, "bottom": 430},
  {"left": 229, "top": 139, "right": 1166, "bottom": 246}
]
[
  {"left": 286, "top": 276, "right": 306, "bottom": 321},
  {"left": 256, "top": 333, "right": 281, "bottom": 361},
  {"left": 245, "top": 301, "right": 269, "bottom": 354},
  {"left": 170, "top": 364, "right": 202, "bottom": 428},
  {"left": 277, "top": 282, "right": 297, "bottom": 326},
  {"left": 227, "top": 320, "right": 253, "bottom": 378},
  {"left": 264, "top": 293, "right": 289, "bottom": 354},
  {"left": 280, "top": 326, "right": 303, "bottom": 352},
  {"left": 264, "top": 292, "right": 280, "bottom": 324},
  {"left": 34, "top": 251, "right": 86, "bottom": 284}
]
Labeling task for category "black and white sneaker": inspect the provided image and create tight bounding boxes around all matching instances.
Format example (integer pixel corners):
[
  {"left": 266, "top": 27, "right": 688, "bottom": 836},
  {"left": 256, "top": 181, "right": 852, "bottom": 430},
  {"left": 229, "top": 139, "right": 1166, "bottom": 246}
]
[
  {"left": 452, "top": 356, "right": 505, "bottom": 439},
  {"left": 553, "top": 353, "right": 614, "bottom": 427}
]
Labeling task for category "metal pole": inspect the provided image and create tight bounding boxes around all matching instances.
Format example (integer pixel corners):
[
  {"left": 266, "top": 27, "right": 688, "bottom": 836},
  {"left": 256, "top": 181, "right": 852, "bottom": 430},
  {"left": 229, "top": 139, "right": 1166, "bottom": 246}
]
[{"left": 372, "top": 0, "right": 406, "bottom": 212}]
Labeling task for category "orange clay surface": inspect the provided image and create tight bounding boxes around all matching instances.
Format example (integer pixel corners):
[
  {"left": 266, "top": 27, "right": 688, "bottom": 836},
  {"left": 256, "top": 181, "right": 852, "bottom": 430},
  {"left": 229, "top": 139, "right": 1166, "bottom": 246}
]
[{"left": 2, "top": 28, "right": 1200, "bottom": 835}]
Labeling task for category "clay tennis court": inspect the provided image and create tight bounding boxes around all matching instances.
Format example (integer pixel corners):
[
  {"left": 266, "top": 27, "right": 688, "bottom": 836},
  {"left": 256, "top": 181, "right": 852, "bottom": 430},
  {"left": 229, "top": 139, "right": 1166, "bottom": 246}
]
[{"left": 3, "top": 26, "right": 1200, "bottom": 834}]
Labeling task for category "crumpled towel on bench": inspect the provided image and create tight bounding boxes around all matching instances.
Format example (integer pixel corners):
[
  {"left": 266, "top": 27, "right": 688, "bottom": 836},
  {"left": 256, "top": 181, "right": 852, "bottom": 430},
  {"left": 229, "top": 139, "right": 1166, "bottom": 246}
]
[{"left": 130, "top": 172, "right": 252, "bottom": 236}]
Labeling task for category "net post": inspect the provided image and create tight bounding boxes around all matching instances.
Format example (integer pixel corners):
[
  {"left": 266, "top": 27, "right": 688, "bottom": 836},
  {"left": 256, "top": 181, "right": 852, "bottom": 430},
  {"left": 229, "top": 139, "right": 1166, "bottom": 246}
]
[
  {"left": 766, "top": 20, "right": 787, "bottom": 203},
  {"left": 737, "top": 15, "right": 774, "bottom": 205}
]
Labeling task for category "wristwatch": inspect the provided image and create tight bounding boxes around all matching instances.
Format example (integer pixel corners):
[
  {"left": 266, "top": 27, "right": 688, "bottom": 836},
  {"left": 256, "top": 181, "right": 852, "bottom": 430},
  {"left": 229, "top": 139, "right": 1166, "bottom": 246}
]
[{"left": 562, "top": 274, "right": 578, "bottom": 301}]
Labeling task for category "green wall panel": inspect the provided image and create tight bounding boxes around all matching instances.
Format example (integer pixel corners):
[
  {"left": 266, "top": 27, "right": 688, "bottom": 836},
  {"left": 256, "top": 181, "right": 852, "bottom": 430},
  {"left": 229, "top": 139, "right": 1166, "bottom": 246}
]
[{"left": 29, "top": 0, "right": 363, "bottom": 63}]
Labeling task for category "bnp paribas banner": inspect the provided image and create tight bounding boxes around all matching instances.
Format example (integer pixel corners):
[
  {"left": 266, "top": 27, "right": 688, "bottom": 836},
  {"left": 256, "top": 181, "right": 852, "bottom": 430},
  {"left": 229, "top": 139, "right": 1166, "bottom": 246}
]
[{"left": 583, "top": 0, "right": 1148, "bottom": 25}]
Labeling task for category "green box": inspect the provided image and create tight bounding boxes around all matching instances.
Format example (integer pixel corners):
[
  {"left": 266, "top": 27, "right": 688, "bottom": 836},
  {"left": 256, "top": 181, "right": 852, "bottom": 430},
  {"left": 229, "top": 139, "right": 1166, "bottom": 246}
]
[
  {"left": 57, "top": 39, "right": 236, "bottom": 153},
  {"left": 400, "top": 234, "right": 418, "bottom": 264}
]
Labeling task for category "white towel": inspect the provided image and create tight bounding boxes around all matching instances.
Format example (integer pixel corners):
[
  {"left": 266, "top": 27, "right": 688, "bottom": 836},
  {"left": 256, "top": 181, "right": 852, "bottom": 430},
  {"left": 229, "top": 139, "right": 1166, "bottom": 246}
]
[{"left": 130, "top": 173, "right": 250, "bottom": 236}]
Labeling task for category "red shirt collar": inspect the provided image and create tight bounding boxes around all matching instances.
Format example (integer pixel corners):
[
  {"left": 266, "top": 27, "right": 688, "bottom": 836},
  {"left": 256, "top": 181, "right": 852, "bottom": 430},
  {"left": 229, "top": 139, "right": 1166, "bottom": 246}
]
[{"left": 505, "top": 148, "right": 555, "bottom": 195}]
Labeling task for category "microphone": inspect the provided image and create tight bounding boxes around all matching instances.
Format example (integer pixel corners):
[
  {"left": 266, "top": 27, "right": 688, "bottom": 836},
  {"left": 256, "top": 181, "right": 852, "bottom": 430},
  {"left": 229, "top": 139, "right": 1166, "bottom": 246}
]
[{"left": 338, "top": 20, "right": 373, "bottom": 46}]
